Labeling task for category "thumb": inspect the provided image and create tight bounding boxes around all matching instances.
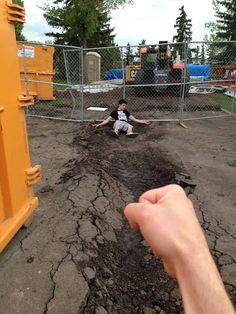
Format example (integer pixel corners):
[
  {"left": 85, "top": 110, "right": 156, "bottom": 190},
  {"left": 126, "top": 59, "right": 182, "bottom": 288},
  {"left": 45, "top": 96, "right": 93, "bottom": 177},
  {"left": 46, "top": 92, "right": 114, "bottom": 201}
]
[{"left": 124, "top": 202, "right": 150, "bottom": 229}]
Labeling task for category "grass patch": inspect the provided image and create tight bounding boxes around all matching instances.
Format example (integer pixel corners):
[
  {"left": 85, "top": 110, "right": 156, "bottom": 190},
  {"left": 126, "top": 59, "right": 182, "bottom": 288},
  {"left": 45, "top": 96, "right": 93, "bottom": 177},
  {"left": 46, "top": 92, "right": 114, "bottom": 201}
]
[
  {"left": 35, "top": 96, "right": 74, "bottom": 108},
  {"left": 53, "top": 78, "right": 69, "bottom": 91},
  {"left": 212, "top": 93, "right": 236, "bottom": 113}
]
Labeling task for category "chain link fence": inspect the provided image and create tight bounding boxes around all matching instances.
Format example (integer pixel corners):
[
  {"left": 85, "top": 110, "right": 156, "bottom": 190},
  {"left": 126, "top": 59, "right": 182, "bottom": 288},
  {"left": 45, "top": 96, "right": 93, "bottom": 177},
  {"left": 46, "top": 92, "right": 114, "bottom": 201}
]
[{"left": 17, "top": 41, "right": 236, "bottom": 122}]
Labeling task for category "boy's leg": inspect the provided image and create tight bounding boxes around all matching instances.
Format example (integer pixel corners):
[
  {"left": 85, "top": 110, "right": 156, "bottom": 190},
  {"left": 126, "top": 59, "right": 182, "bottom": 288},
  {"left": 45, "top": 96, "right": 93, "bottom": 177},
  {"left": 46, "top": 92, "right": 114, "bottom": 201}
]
[
  {"left": 113, "top": 121, "right": 120, "bottom": 136},
  {"left": 113, "top": 126, "right": 119, "bottom": 136},
  {"left": 126, "top": 125, "right": 133, "bottom": 134}
]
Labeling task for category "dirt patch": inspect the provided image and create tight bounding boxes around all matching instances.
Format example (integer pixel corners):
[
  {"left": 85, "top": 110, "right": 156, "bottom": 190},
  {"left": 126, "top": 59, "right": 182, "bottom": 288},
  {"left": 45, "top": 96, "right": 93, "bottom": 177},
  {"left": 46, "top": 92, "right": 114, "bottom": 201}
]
[
  {"left": 28, "top": 87, "right": 224, "bottom": 121},
  {"left": 56, "top": 123, "right": 193, "bottom": 313},
  {"left": 0, "top": 116, "right": 235, "bottom": 314}
]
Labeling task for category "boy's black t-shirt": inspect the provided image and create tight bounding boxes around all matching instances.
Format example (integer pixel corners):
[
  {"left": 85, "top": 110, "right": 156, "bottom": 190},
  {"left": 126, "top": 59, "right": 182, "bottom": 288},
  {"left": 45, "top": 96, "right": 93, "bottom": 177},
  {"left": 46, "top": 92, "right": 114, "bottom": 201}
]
[{"left": 110, "top": 109, "right": 130, "bottom": 121}]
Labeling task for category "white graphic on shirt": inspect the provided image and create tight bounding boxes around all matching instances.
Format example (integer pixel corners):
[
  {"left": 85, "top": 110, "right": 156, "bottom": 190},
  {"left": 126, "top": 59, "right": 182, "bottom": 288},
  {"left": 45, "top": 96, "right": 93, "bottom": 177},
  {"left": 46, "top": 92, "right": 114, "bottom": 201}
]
[{"left": 118, "top": 111, "right": 127, "bottom": 121}]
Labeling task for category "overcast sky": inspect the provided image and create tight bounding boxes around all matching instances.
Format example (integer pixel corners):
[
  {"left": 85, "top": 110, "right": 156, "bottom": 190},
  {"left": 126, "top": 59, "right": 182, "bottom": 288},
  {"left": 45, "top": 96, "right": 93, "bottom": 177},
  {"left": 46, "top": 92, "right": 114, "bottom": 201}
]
[{"left": 23, "top": 0, "right": 216, "bottom": 46}]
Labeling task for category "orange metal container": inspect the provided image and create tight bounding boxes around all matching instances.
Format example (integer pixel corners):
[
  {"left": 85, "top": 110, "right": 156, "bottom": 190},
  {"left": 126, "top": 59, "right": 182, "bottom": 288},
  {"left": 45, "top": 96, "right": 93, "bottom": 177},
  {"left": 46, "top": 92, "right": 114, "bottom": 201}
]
[
  {"left": 17, "top": 43, "right": 55, "bottom": 100},
  {"left": 0, "top": 0, "right": 41, "bottom": 252}
]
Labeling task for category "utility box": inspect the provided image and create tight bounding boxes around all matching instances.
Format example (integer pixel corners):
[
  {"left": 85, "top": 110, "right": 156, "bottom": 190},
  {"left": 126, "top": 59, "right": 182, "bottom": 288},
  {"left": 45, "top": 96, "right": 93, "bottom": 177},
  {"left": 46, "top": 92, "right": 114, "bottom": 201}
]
[
  {"left": 17, "top": 43, "right": 55, "bottom": 100},
  {"left": 0, "top": 0, "right": 41, "bottom": 252},
  {"left": 85, "top": 52, "right": 101, "bottom": 83}
]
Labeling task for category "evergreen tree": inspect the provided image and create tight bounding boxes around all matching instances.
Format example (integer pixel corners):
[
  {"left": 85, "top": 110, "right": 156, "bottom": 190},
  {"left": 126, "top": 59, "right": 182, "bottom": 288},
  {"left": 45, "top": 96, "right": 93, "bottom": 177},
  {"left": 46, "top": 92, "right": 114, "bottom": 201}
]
[
  {"left": 209, "top": 0, "right": 236, "bottom": 62},
  {"left": 125, "top": 43, "right": 132, "bottom": 64},
  {"left": 87, "top": 8, "right": 115, "bottom": 47},
  {"left": 104, "top": 0, "right": 133, "bottom": 10},
  {"left": 215, "top": 0, "right": 236, "bottom": 40},
  {"left": 200, "top": 44, "right": 206, "bottom": 64},
  {"left": 13, "top": 0, "right": 27, "bottom": 41},
  {"left": 173, "top": 6, "right": 192, "bottom": 43},
  {"left": 172, "top": 6, "right": 192, "bottom": 60},
  {"left": 192, "top": 45, "right": 200, "bottom": 63},
  {"left": 43, "top": 0, "right": 111, "bottom": 47},
  {"left": 137, "top": 39, "right": 147, "bottom": 55},
  {"left": 43, "top": 0, "right": 132, "bottom": 47}
]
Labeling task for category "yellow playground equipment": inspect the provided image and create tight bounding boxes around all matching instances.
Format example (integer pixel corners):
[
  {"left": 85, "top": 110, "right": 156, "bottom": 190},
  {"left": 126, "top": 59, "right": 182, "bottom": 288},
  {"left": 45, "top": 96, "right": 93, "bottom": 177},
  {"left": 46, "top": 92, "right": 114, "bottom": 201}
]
[{"left": 0, "top": 0, "right": 41, "bottom": 252}]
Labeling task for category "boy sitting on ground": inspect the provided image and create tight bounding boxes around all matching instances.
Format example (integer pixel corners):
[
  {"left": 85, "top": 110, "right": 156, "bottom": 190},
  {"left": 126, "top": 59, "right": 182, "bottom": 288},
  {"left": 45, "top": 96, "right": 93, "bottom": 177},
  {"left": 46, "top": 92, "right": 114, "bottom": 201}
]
[{"left": 92, "top": 99, "right": 151, "bottom": 137}]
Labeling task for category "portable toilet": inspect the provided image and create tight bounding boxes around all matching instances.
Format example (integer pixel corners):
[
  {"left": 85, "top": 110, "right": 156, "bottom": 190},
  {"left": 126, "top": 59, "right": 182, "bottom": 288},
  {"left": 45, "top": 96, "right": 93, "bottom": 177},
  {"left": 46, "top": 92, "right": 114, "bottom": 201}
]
[{"left": 85, "top": 52, "right": 101, "bottom": 83}]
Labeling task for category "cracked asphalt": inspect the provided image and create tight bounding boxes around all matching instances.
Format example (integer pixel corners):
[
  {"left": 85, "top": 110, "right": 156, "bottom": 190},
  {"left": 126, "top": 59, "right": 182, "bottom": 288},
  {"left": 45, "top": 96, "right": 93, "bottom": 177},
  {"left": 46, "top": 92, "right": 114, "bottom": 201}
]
[{"left": 0, "top": 116, "right": 235, "bottom": 314}]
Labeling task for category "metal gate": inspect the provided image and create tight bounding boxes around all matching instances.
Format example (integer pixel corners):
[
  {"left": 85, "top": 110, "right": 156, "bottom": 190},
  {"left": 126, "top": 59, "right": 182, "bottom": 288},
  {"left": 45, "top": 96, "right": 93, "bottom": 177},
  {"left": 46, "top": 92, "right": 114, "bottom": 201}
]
[{"left": 20, "top": 41, "right": 236, "bottom": 122}]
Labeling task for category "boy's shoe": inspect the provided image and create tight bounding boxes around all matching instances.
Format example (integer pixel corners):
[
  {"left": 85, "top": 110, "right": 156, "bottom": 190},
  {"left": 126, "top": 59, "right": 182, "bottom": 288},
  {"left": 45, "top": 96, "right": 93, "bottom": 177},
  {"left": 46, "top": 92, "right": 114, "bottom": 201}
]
[{"left": 126, "top": 132, "right": 139, "bottom": 138}]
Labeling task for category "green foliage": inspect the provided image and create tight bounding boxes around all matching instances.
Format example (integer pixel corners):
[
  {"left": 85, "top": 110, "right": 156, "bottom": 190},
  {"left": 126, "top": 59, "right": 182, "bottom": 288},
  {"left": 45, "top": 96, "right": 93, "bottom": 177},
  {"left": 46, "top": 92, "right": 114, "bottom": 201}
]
[
  {"left": 93, "top": 46, "right": 123, "bottom": 78},
  {"left": 103, "top": 0, "right": 134, "bottom": 10},
  {"left": 200, "top": 44, "right": 206, "bottom": 64},
  {"left": 43, "top": 0, "right": 133, "bottom": 47},
  {"left": 172, "top": 6, "right": 192, "bottom": 60},
  {"left": 13, "top": 0, "right": 27, "bottom": 41},
  {"left": 125, "top": 43, "right": 132, "bottom": 64},
  {"left": 215, "top": 0, "right": 236, "bottom": 40},
  {"left": 203, "top": 22, "right": 223, "bottom": 62},
  {"left": 173, "top": 6, "right": 192, "bottom": 43},
  {"left": 191, "top": 45, "right": 200, "bottom": 63},
  {"left": 43, "top": 0, "right": 106, "bottom": 47},
  {"left": 137, "top": 39, "right": 147, "bottom": 54},
  {"left": 205, "top": 0, "right": 236, "bottom": 62}
]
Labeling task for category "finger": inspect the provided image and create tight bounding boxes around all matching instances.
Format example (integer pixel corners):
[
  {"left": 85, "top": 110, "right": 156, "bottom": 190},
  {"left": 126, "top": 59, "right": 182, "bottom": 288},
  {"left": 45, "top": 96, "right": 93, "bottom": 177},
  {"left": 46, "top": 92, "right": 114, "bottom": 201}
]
[
  {"left": 139, "top": 184, "right": 178, "bottom": 204},
  {"left": 124, "top": 202, "right": 146, "bottom": 229}
]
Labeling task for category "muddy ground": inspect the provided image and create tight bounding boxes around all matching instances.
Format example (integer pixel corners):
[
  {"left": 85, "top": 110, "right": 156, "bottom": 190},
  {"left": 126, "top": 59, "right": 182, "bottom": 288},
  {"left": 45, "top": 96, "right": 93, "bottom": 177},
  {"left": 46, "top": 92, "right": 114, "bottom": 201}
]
[
  {"left": 29, "top": 86, "right": 226, "bottom": 121},
  {"left": 0, "top": 115, "right": 235, "bottom": 314}
]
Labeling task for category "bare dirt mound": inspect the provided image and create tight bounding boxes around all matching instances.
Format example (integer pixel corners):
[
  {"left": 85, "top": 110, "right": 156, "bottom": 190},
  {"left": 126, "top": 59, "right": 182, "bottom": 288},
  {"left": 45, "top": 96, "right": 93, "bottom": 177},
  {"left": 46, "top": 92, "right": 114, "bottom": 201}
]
[{"left": 58, "top": 122, "right": 192, "bottom": 313}]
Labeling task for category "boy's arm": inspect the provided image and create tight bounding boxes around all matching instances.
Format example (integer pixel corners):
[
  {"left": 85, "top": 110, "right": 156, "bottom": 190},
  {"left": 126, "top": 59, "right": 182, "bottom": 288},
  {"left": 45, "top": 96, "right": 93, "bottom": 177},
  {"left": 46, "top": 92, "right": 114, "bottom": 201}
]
[
  {"left": 92, "top": 116, "right": 113, "bottom": 128},
  {"left": 129, "top": 115, "right": 151, "bottom": 125}
]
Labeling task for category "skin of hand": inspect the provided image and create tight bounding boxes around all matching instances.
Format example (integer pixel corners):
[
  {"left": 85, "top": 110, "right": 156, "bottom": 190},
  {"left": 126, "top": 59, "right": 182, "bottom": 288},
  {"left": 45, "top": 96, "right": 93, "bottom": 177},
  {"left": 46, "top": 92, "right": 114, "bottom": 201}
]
[
  {"left": 129, "top": 115, "right": 151, "bottom": 125},
  {"left": 92, "top": 124, "right": 100, "bottom": 128},
  {"left": 92, "top": 116, "right": 112, "bottom": 128},
  {"left": 124, "top": 184, "right": 235, "bottom": 314},
  {"left": 143, "top": 120, "right": 151, "bottom": 125},
  {"left": 124, "top": 184, "right": 207, "bottom": 277}
]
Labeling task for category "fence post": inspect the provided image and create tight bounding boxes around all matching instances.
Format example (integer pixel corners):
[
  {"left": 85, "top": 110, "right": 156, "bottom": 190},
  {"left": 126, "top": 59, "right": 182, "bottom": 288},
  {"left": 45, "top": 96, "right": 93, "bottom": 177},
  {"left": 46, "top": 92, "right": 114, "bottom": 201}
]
[
  {"left": 121, "top": 47, "right": 126, "bottom": 99},
  {"left": 80, "top": 47, "right": 84, "bottom": 121},
  {"left": 63, "top": 49, "right": 78, "bottom": 120},
  {"left": 232, "top": 81, "right": 236, "bottom": 114},
  {"left": 179, "top": 41, "right": 188, "bottom": 123},
  {"left": 22, "top": 45, "right": 29, "bottom": 115}
]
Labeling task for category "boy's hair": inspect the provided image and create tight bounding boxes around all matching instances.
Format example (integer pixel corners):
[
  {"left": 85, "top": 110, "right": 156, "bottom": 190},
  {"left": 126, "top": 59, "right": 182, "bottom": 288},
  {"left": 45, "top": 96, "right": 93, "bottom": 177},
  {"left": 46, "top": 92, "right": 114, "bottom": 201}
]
[{"left": 118, "top": 99, "right": 127, "bottom": 105}]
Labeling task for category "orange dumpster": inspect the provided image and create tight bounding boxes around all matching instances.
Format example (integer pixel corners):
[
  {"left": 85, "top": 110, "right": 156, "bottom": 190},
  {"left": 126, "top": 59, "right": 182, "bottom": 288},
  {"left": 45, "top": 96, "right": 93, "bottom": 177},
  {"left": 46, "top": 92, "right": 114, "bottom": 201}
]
[
  {"left": 0, "top": 0, "right": 41, "bottom": 252},
  {"left": 17, "top": 43, "right": 55, "bottom": 100}
]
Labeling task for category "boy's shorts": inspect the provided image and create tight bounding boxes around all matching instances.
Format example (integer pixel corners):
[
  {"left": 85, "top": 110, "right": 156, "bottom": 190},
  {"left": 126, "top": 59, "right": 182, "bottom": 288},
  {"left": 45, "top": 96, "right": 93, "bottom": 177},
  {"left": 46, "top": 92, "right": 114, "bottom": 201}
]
[{"left": 114, "top": 120, "right": 132, "bottom": 132}]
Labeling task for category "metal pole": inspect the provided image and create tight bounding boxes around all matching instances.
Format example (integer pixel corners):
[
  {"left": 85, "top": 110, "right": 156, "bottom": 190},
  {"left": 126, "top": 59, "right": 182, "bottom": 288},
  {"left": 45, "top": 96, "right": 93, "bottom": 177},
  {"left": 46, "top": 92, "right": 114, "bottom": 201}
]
[
  {"left": 22, "top": 45, "right": 30, "bottom": 115},
  {"left": 81, "top": 47, "right": 84, "bottom": 121},
  {"left": 63, "top": 49, "right": 71, "bottom": 85},
  {"left": 232, "top": 81, "right": 236, "bottom": 114},
  {"left": 178, "top": 41, "right": 188, "bottom": 123},
  {"left": 63, "top": 49, "right": 77, "bottom": 120},
  {"left": 121, "top": 47, "right": 126, "bottom": 99}
]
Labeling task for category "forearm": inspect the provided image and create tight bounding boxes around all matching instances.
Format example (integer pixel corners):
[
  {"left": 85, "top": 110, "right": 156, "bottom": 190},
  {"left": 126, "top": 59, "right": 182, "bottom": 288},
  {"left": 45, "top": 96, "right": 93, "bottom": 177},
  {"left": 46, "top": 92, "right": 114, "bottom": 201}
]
[
  {"left": 97, "top": 118, "right": 111, "bottom": 127},
  {"left": 175, "top": 246, "right": 235, "bottom": 314},
  {"left": 124, "top": 185, "right": 235, "bottom": 314},
  {"left": 98, "top": 121, "right": 108, "bottom": 127},
  {"left": 130, "top": 117, "right": 145, "bottom": 124}
]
